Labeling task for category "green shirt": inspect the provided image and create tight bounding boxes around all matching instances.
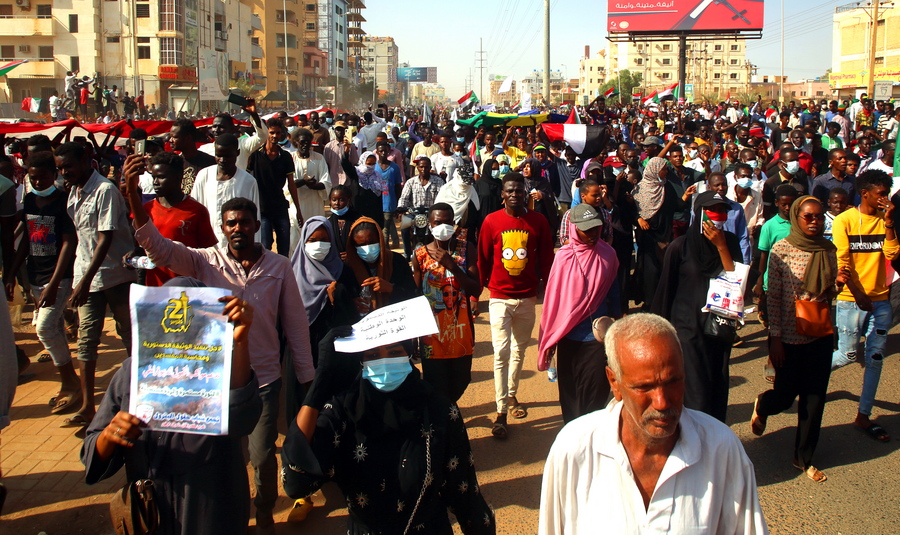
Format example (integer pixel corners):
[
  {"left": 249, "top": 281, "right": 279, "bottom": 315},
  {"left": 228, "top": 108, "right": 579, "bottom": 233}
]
[{"left": 759, "top": 215, "right": 791, "bottom": 290}]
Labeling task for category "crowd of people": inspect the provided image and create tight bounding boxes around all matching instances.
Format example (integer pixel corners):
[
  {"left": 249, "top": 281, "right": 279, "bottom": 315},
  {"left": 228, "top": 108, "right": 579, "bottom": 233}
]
[{"left": 0, "top": 90, "right": 898, "bottom": 533}]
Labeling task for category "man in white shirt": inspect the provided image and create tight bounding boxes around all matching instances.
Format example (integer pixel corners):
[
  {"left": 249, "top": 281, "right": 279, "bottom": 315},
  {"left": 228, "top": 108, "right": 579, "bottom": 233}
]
[
  {"left": 191, "top": 134, "right": 261, "bottom": 248},
  {"left": 289, "top": 128, "right": 331, "bottom": 253},
  {"left": 199, "top": 99, "right": 266, "bottom": 171},
  {"left": 539, "top": 314, "right": 768, "bottom": 535},
  {"left": 726, "top": 101, "right": 744, "bottom": 124}
]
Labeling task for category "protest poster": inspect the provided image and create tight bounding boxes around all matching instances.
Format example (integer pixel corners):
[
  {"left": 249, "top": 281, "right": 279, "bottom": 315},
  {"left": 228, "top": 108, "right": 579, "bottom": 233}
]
[
  {"left": 129, "top": 285, "right": 233, "bottom": 436},
  {"left": 333, "top": 296, "right": 438, "bottom": 353}
]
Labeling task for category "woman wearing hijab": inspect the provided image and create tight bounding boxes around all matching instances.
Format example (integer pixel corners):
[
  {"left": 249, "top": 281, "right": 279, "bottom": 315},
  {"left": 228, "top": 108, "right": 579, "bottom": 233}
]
[
  {"left": 82, "top": 284, "right": 261, "bottom": 535},
  {"left": 750, "top": 196, "right": 850, "bottom": 483},
  {"left": 475, "top": 158, "right": 503, "bottom": 226},
  {"left": 326, "top": 185, "right": 361, "bottom": 256},
  {"left": 344, "top": 217, "right": 418, "bottom": 312},
  {"left": 652, "top": 191, "right": 743, "bottom": 422},
  {"left": 281, "top": 329, "right": 496, "bottom": 535},
  {"left": 538, "top": 203, "right": 620, "bottom": 423},
  {"left": 341, "top": 148, "right": 382, "bottom": 223},
  {"left": 435, "top": 156, "right": 481, "bottom": 234},
  {"left": 520, "top": 158, "right": 558, "bottom": 230},
  {"left": 631, "top": 156, "right": 691, "bottom": 311}
]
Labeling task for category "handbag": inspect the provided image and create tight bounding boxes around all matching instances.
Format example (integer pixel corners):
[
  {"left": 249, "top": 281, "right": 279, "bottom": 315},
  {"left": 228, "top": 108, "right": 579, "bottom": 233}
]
[
  {"left": 109, "top": 479, "right": 159, "bottom": 535},
  {"left": 794, "top": 299, "right": 833, "bottom": 338},
  {"left": 703, "top": 311, "right": 737, "bottom": 342}
]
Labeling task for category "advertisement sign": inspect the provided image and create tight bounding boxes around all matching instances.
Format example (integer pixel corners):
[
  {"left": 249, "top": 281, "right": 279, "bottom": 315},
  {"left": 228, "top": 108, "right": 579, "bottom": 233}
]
[
  {"left": 829, "top": 68, "right": 900, "bottom": 89},
  {"left": 199, "top": 47, "right": 229, "bottom": 101},
  {"left": 684, "top": 83, "right": 694, "bottom": 102},
  {"left": 158, "top": 66, "right": 197, "bottom": 81},
  {"left": 608, "top": 0, "right": 764, "bottom": 33},
  {"left": 397, "top": 67, "right": 430, "bottom": 83},
  {"left": 184, "top": 0, "right": 199, "bottom": 67}
]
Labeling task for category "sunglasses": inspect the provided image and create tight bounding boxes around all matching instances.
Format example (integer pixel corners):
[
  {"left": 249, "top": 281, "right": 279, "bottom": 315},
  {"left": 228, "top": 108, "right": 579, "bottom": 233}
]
[{"left": 799, "top": 213, "right": 825, "bottom": 222}]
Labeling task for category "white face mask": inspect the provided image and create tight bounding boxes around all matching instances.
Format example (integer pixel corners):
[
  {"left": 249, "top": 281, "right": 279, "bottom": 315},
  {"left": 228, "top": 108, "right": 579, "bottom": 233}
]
[
  {"left": 784, "top": 161, "right": 801, "bottom": 175},
  {"left": 746, "top": 159, "right": 759, "bottom": 169},
  {"left": 430, "top": 223, "right": 456, "bottom": 241},
  {"left": 304, "top": 241, "right": 332, "bottom": 261},
  {"left": 687, "top": 149, "right": 698, "bottom": 159}
]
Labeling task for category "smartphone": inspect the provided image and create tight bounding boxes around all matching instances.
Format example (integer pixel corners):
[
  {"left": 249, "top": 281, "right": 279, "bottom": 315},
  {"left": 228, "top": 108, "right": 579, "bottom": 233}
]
[
  {"left": 227, "top": 93, "right": 248, "bottom": 107},
  {"left": 134, "top": 139, "right": 146, "bottom": 156}
]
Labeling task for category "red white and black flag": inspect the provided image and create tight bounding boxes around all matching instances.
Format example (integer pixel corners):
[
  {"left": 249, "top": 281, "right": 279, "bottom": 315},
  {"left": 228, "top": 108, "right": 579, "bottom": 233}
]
[{"left": 541, "top": 123, "right": 607, "bottom": 159}]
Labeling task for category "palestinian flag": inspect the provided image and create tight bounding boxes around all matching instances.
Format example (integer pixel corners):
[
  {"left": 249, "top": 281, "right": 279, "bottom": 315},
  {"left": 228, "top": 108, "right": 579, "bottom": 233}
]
[
  {"left": 458, "top": 90, "right": 479, "bottom": 106},
  {"left": 0, "top": 59, "right": 28, "bottom": 77},
  {"left": 632, "top": 92, "right": 642, "bottom": 101},
  {"left": 604, "top": 87, "right": 619, "bottom": 99},
  {"left": 541, "top": 123, "right": 608, "bottom": 159},
  {"left": 658, "top": 82, "right": 680, "bottom": 101}
]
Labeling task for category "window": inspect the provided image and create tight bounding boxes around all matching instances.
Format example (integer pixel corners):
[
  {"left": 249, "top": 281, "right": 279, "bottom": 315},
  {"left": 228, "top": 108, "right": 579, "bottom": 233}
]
[
  {"left": 662, "top": 44, "right": 671, "bottom": 51},
  {"left": 38, "top": 45, "right": 53, "bottom": 58},
  {"left": 138, "top": 46, "right": 150, "bottom": 59},
  {"left": 251, "top": 60, "right": 260, "bottom": 70},
  {"left": 36, "top": 4, "right": 51, "bottom": 18},
  {"left": 635, "top": 58, "right": 643, "bottom": 65},
  {"left": 791, "top": 91, "right": 797, "bottom": 97},
  {"left": 159, "top": 0, "right": 183, "bottom": 32},
  {"left": 729, "top": 73, "right": 739, "bottom": 79},
  {"left": 0, "top": 5, "right": 11, "bottom": 17},
  {"left": 714, "top": 44, "right": 722, "bottom": 51},
  {"left": 338, "top": 59, "right": 344, "bottom": 68},
  {"left": 660, "top": 72, "right": 671, "bottom": 79},
  {"left": 335, "top": 6, "right": 342, "bottom": 15},
  {"left": 107, "top": 36, "right": 120, "bottom": 43},
  {"left": 251, "top": 37, "right": 259, "bottom": 45},
  {"left": 306, "top": 22, "right": 315, "bottom": 30},
  {"left": 138, "top": 37, "right": 150, "bottom": 43},
  {"left": 714, "top": 59, "right": 722, "bottom": 65},
  {"left": 730, "top": 45, "right": 739, "bottom": 51},
  {"left": 338, "top": 41, "right": 343, "bottom": 51},
  {"left": 730, "top": 59, "right": 738, "bottom": 65},
  {"left": 714, "top": 73, "right": 721, "bottom": 79},
  {"left": 69, "top": 14, "right": 78, "bottom": 33},
  {"left": 0, "top": 45, "right": 12, "bottom": 59},
  {"left": 875, "top": 56, "right": 885, "bottom": 65},
  {"left": 589, "top": 78, "right": 593, "bottom": 84},
  {"left": 816, "top": 91, "right": 824, "bottom": 96},
  {"left": 661, "top": 58, "right": 671, "bottom": 65},
  {"left": 306, "top": 40, "right": 315, "bottom": 46},
  {"left": 70, "top": 56, "right": 79, "bottom": 71},
  {"left": 800, "top": 91, "right": 807, "bottom": 97},
  {"left": 136, "top": 4, "right": 149, "bottom": 17},
  {"left": 306, "top": 3, "right": 315, "bottom": 10},
  {"left": 159, "top": 37, "right": 183, "bottom": 65}
]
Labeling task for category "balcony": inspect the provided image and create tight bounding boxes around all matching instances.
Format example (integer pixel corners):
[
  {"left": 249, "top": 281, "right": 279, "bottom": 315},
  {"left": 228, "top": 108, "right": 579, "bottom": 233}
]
[
  {"left": 0, "top": 16, "right": 55, "bottom": 37},
  {"left": 251, "top": 14, "right": 263, "bottom": 31},
  {"left": 348, "top": 0, "right": 366, "bottom": 8},
  {"left": 251, "top": 43, "right": 263, "bottom": 59},
  {"left": 347, "top": 11, "right": 366, "bottom": 22},
  {"left": 0, "top": 58, "right": 60, "bottom": 78}
]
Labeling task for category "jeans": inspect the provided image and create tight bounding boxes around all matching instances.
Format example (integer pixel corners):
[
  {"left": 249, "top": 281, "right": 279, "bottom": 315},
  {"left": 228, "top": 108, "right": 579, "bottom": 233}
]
[
  {"left": 832, "top": 299, "right": 892, "bottom": 416},
  {"left": 383, "top": 212, "right": 399, "bottom": 248},
  {"left": 260, "top": 213, "right": 292, "bottom": 257},
  {"left": 77, "top": 282, "right": 132, "bottom": 361},
  {"left": 246, "top": 378, "right": 281, "bottom": 518},
  {"left": 30, "top": 279, "right": 73, "bottom": 367},
  {"left": 489, "top": 296, "right": 536, "bottom": 414}
]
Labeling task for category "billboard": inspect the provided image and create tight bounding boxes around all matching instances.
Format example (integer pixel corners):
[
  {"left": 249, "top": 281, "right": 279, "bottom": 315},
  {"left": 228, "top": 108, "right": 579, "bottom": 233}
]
[
  {"left": 397, "top": 67, "right": 438, "bottom": 83},
  {"left": 198, "top": 48, "right": 229, "bottom": 101},
  {"left": 607, "top": 0, "right": 763, "bottom": 33}
]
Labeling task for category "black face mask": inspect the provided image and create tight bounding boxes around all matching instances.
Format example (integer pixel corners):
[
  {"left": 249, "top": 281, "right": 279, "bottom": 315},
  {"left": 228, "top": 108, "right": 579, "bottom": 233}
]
[{"left": 627, "top": 158, "right": 640, "bottom": 168}]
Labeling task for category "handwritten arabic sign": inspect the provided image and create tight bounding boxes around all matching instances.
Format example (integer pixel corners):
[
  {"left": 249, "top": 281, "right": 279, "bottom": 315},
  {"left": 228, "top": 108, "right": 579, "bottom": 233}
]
[
  {"left": 129, "top": 285, "right": 233, "bottom": 436},
  {"left": 608, "top": 0, "right": 764, "bottom": 33},
  {"left": 333, "top": 296, "right": 439, "bottom": 353}
]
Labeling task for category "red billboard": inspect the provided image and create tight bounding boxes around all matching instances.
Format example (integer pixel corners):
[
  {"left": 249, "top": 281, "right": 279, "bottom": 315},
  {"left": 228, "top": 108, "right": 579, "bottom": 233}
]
[{"left": 607, "top": 0, "right": 764, "bottom": 33}]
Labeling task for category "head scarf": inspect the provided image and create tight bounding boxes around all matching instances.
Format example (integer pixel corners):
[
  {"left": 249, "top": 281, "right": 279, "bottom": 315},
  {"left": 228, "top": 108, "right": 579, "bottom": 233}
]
[
  {"left": 344, "top": 217, "right": 393, "bottom": 309},
  {"left": 537, "top": 218, "right": 619, "bottom": 371},
  {"left": 435, "top": 173, "right": 481, "bottom": 224},
  {"left": 291, "top": 216, "right": 344, "bottom": 324},
  {"left": 785, "top": 195, "right": 836, "bottom": 295},
  {"left": 356, "top": 151, "right": 380, "bottom": 193},
  {"left": 687, "top": 191, "right": 732, "bottom": 278},
  {"left": 632, "top": 157, "right": 667, "bottom": 220},
  {"left": 481, "top": 158, "right": 499, "bottom": 180}
]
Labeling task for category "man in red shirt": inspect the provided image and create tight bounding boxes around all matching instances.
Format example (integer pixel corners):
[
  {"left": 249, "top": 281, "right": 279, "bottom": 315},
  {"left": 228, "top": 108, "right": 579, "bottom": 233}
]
[
  {"left": 478, "top": 172, "right": 554, "bottom": 439},
  {"left": 130, "top": 152, "right": 217, "bottom": 286}
]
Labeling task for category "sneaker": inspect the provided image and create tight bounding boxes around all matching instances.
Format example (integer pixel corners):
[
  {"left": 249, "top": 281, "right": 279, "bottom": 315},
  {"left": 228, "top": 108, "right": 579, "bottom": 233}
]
[{"left": 287, "top": 497, "right": 314, "bottom": 522}]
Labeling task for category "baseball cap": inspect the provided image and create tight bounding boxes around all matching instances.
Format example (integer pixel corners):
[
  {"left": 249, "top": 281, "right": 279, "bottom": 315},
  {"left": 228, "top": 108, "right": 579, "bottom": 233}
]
[
  {"left": 641, "top": 136, "right": 662, "bottom": 147},
  {"left": 696, "top": 191, "right": 730, "bottom": 208},
  {"left": 569, "top": 203, "right": 604, "bottom": 231},
  {"left": 333, "top": 120, "right": 347, "bottom": 128}
]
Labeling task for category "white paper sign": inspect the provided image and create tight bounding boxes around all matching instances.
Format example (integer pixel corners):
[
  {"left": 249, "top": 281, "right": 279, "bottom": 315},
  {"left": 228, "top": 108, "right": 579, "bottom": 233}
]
[{"left": 333, "top": 296, "right": 438, "bottom": 353}]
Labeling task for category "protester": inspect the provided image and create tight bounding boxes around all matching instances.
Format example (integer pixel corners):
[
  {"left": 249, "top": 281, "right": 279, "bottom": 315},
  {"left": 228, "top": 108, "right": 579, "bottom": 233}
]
[
  {"left": 82, "top": 289, "right": 262, "bottom": 535},
  {"left": 343, "top": 217, "right": 418, "bottom": 311},
  {"left": 290, "top": 128, "right": 332, "bottom": 253},
  {"left": 653, "top": 191, "right": 742, "bottom": 422},
  {"left": 538, "top": 314, "right": 768, "bottom": 534},
  {"left": 169, "top": 119, "right": 217, "bottom": 195},
  {"left": 397, "top": 152, "right": 444, "bottom": 255},
  {"left": 198, "top": 102, "right": 266, "bottom": 171},
  {"left": 411, "top": 202, "right": 480, "bottom": 402}
]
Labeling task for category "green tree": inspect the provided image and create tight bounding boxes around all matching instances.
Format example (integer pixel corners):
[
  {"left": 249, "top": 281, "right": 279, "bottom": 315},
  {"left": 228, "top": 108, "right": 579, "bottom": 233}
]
[{"left": 599, "top": 70, "right": 643, "bottom": 106}]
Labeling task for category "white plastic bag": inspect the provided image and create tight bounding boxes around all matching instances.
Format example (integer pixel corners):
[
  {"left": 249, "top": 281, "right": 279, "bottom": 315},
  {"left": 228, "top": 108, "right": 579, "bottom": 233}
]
[{"left": 705, "top": 262, "right": 750, "bottom": 320}]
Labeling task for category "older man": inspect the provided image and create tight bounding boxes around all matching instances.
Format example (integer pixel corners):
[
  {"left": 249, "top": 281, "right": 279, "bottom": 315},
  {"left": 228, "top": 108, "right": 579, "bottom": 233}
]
[{"left": 539, "top": 314, "right": 768, "bottom": 534}]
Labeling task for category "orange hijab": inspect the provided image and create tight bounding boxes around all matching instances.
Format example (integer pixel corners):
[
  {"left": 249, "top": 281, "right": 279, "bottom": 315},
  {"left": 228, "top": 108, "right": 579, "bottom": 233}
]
[{"left": 343, "top": 216, "right": 394, "bottom": 309}]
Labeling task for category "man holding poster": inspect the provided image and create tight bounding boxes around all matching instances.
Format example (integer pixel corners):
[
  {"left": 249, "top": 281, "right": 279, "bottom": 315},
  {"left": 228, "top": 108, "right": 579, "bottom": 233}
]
[
  {"left": 123, "top": 154, "right": 314, "bottom": 532},
  {"left": 82, "top": 289, "right": 263, "bottom": 535}
]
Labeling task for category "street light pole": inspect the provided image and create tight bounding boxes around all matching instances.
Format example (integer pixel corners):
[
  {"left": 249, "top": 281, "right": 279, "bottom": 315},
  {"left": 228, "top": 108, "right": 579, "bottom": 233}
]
[
  {"left": 283, "top": 0, "right": 290, "bottom": 105},
  {"left": 867, "top": 0, "right": 881, "bottom": 96}
]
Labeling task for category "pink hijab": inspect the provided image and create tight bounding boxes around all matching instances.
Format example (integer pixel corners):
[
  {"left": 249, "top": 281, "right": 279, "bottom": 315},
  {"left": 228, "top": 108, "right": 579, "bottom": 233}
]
[{"left": 537, "top": 220, "right": 619, "bottom": 371}]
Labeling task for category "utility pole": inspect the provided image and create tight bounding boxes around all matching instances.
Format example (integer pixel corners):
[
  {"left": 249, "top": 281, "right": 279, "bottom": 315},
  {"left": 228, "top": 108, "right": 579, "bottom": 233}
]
[
  {"left": 283, "top": 0, "right": 290, "bottom": 104},
  {"left": 780, "top": 0, "right": 785, "bottom": 104},
  {"left": 476, "top": 38, "right": 486, "bottom": 103},
  {"left": 678, "top": 34, "right": 687, "bottom": 104},
  {"left": 543, "top": 0, "right": 550, "bottom": 106},
  {"left": 867, "top": 0, "right": 881, "bottom": 96}
]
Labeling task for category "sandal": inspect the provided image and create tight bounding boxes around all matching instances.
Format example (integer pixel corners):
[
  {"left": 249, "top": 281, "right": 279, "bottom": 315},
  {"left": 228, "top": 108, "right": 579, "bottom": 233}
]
[
  {"left": 508, "top": 402, "right": 527, "bottom": 420},
  {"left": 61, "top": 413, "right": 92, "bottom": 428},
  {"left": 48, "top": 391, "right": 61, "bottom": 406},
  {"left": 857, "top": 423, "right": 890, "bottom": 442},
  {"left": 491, "top": 422, "right": 508, "bottom": 439},
  {"left": 51, "top": 391, "right": 83, "bottom": 415},
  {"left": 804, "top": 466, "right": 827, "bottom": 483},
  {"left": 37, "top": 353, "right": 52, "bottom": 363},
  {"left": 764, "top": 364, "right": 775, "bottom": 383},
  {"left": 750, "top": 396, "right": 766, "bottom": 436}
]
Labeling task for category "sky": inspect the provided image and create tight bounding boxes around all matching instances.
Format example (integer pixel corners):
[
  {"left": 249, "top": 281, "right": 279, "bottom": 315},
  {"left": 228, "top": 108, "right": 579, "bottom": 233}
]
[{"left": 362, "top": 0, "right": 840, "bottom": 100}]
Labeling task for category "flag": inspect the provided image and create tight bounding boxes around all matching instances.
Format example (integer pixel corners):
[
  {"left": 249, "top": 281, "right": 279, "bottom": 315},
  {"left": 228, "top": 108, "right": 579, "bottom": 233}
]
[
  {"left": 457, "top": 90, "right": 478, "bottom": 106},
  {"left": 511, "top": 100, "right": 520, "bottom": 109},
  {"left": 604, "top": 87, "right": 619, "bottom": 99},
  {"left": 0, "top": 59, "right": 28, "bottom": 78},
  {"left": 520, "top": 93, "right": 532, "bottom": 112},
  {"left": 423, "top": 101, "right": 432, "bottom": 125},
  {"left": 632, "top": 92, "right": 642, "bottom": 101},
  {"left": 541, "top": 123, "right": 608, "bottom": 159},
  {"left": 658, "top": 82, "right": 679, "bottom": 101},
  {"left": 565, "top": 106, "right": 581, "bottom": 124},
  {"left": 498, "top": 77, "right": 513, "bottom": 94},
  {"left": 641, "top": 90, "right": 658, "bottom": 107},
  {"left": 20, "top": 97, "right": 41, "bottom": 113},
  {"left": 469, "top": 138, "right": 478, "bottom": 162}
]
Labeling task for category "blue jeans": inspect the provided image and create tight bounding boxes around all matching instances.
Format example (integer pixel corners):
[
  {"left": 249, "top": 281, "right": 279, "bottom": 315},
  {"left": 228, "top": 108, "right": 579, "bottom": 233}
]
[
  {"left": 832, "top": 299, "right": 892, "bottom": 416},
  {"left": 260, "top": 213, "right": 291, "bottom": 257}
]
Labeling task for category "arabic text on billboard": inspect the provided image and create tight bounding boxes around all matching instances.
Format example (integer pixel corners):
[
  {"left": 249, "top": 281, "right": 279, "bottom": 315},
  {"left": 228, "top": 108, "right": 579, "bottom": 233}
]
[
  {"left": 607, "top": 0, "right": 764, "bottom": 33},
  {"left": 397, "top": 67, "right": 431, "bottom": 83}
]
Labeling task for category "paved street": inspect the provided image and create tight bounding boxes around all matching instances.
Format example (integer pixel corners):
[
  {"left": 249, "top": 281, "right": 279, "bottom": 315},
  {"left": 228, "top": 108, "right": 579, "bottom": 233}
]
[{"left": 2, "top": 294, "right": 900, "bottom": 535}]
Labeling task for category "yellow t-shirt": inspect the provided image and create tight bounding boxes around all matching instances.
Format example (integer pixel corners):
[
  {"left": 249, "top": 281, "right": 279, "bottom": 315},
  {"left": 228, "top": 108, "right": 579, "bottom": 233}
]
[
  {"left": 505, "top": 146, "right": 530, "bottom": 170},
  {"left": 832, "top": 206, "right": 900, "bottom": 301}
]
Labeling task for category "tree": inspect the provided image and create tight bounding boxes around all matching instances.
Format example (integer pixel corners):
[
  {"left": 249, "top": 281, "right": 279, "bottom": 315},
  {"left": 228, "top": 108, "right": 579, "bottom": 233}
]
[{"left": 599, "top": 70, "right": 643, "bottom": 106}]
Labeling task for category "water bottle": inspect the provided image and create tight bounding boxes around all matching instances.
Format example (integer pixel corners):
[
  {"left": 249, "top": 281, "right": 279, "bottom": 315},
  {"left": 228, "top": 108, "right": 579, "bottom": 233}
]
[
  {"left": 126, "top": 256, "right": 156, "bottom": 270},
  {"left": 547, "top": 367, "right": 558, "bottom": 382},
  {"left": 359, "top": 285, "right": 373, "bottom": 317}
]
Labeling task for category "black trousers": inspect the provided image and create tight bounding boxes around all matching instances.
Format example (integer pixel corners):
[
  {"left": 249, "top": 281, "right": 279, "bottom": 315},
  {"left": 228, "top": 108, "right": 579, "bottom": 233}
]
[
  {"left": 683, "top": 335, "right": 731, "bottom": 423},
  {"left": 422, "top": 355, "right": 473, "bottom": 403},
  {"left": 557, "top": 338, "right": 610, "bottom": 423},
  {"left": 757, "top": 335, "right": 832, "bottom": 468}
]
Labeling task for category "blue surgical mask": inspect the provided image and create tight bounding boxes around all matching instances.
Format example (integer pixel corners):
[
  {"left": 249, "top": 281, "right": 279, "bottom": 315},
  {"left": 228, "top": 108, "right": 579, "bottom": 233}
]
[
  {"left": 500, "top": 165, "right": 510, "bottom": 174},
  {"left": 454, "top": 151, "right": 464, "bottom": 157},
  {"left": 747, "top": 159, "right": 758, "bottom": 169},
  {"left": 332, "top": 206, "right": 349, "bottom": 216},
  {"left": 456, "top": 137, "right": 465, "bottom": 143},
  {"left": 356, "top": 243, "right": 381, "bottom": 263},
  {"left": 32, "top": 185, "right": 57, "bottom": 197},
  {"left": 362, "top": 356, "right": 412, "bottom": 392},
  {"left": 325, "top": 117, "right": 334, "bottom": 124},
  {"left": 491, "top": 170, "right": 500, "bottom": 179},
  {"left": 277, "top": 138, "right": 290, "bottom": 146}
]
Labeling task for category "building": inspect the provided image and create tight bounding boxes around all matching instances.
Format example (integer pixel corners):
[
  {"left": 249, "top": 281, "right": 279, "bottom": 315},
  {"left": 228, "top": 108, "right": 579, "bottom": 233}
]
[
  {"left": 578, "top": 47, "right": 608, "bottom": 104},
  {"left": 608, "top": 38, "right": 750, "bottom": 100},
  {"left": 314, "top": 0, "right": 349, "bottom": 80},
  {"left": 520, "top": 69, "right": 566, "bottom": 105},
  {"left": 0, "top": 0, "right": 256, "bottom": 116},
  {"left": 830, "top": 2, "right": 900, "bottom": 98},
  {"left": 360, "top": 36, "right": 398, "bottom": 100},
  {"left": 488, "top": 76, "right": 517, "bottom": 106}
]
